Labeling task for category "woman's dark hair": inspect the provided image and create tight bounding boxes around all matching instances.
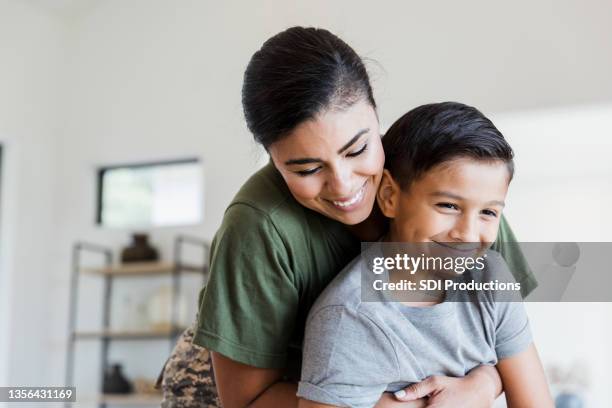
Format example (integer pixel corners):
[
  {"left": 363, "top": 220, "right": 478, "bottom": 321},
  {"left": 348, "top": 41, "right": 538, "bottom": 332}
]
[
  {"left": 242, "top": 26, "right": 376, "bottom": 148},
  {"left": 383, "top": 102, "right": 514, "bottom": 190}
]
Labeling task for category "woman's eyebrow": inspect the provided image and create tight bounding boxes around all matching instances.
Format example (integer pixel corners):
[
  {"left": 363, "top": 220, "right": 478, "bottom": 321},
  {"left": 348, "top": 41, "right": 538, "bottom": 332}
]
[
  {"left": 337, "top": 128, "right": 369, "bottom": 154},
  {"left": 285, "top": 157, "right": 322, "bottom": 165},
  {"left": 285, "top": 128, "right": 370, "bottom": 166}
]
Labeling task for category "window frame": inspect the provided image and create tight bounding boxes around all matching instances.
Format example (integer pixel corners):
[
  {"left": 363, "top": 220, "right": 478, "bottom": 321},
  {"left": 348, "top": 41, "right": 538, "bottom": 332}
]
[{"left": 95, "top": 157, "right": 202, "bottom": 227}]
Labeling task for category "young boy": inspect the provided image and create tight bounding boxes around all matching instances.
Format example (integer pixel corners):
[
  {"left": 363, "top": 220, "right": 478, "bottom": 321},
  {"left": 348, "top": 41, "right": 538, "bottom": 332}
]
[{"left": 296, "top": 102, "right": 553, "bottom": 408}]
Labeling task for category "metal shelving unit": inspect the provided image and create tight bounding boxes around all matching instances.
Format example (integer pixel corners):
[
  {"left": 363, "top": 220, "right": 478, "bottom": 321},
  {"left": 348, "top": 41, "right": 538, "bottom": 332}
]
[{"left": 65, "top": 235, "right": 209, "bottom": 407}]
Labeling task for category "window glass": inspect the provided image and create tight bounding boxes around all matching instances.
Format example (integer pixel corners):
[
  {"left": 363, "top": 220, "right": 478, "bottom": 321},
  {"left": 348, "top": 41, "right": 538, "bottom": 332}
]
[{"left": 97, "top": 159, "right": 203, "bottom": 228}]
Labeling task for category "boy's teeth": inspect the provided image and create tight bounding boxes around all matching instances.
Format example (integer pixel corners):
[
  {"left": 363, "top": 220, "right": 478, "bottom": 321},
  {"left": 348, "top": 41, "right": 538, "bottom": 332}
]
[{"left": 333, "top": 186, "right": 364, "bottom": 207}]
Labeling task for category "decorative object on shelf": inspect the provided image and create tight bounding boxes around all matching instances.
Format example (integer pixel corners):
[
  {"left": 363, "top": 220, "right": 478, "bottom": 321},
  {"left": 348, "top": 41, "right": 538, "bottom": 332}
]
[
  {"left": 120, "top": 233, "right": 159, "bottom": 263},
  {"left": 146, "top": 285, "right": 189, "bottom": 331},
  {"left": 555, "top": 393, "right": 584, "bottom": 408},
  {"left": 119, "top": 295, "right": 150, "bottom": 331},
  {"left": 102, "top": 363, "right": 133, "bottom": 394},
  {"left": 66, "top": 236, "right": 210, "bottom": 407},
  {"left": 547, "top": 360, "right": 589, "bottom": 408}
]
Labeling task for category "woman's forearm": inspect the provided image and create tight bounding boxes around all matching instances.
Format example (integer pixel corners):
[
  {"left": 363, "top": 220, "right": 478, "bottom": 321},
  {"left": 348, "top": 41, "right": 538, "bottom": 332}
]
[
  {"left": 251, "top": 367, "right": 497, "bottom": 408},
  {"left": 374, "top": 393, "right": 427, "bottom": 408},
  {"left": 466, "top": 364, "right": 503, "bottom": 403}
]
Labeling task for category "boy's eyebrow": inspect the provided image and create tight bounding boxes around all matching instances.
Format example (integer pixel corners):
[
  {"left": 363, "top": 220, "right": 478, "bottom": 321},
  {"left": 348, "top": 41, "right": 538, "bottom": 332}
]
[
  {"left": 430, "top": 191, "right": 505, "bottom": 207},
  {"left": 284, "top": 128, "right": 369, "bottom": 166}
]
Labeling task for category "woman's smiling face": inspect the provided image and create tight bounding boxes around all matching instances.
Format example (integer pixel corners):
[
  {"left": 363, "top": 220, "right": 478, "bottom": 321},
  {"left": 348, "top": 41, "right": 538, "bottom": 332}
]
[{"left": 268, "top": 99, "right": 385, "bottom": 225}]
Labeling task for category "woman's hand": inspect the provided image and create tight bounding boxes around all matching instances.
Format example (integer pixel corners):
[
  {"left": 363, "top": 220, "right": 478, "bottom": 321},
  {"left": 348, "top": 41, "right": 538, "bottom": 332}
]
[
  {"left": 299, "top": 393, "right": 427, "bottom": 408},
  {"left": 393, "top": 365, "right": 502, "bottom": 408},
  {"left": 373, "top": 392, "right": 427, "bottom": 407}
]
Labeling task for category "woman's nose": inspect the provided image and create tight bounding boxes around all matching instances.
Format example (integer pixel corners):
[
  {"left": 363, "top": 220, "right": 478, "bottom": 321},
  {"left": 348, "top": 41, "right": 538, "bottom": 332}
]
[{"left": 326, "top": 166, "right": 353, "bottom": 197}]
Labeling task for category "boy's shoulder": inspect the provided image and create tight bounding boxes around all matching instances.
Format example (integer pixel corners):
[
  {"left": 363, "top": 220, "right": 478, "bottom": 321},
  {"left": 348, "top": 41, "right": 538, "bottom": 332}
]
[
  {"left": 306, "top": 247, "right": 393, "bottom": 335},
  {"left": 308, "top": 254, "right": 365, "bottom": 317}
]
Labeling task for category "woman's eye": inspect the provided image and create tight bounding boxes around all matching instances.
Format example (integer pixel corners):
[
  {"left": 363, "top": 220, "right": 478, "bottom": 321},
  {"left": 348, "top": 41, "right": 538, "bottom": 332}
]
[
  {"left": 481, "top": 209, "right": 498, "bottom": 217},
  {"left": 436, "top": 203, "right": 459, "bottom": 210},
  {"left": 296, "top": 167, "right": 322, "bottom": 176},
  {"left": 346, "top": 143, "right": 368, "bottom": 157}
]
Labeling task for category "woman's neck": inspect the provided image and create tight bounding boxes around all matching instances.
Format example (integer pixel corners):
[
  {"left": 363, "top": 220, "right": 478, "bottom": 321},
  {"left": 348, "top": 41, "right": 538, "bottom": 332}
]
[{"left": 346, "top": 204, "right": 388, "bottom": 241}]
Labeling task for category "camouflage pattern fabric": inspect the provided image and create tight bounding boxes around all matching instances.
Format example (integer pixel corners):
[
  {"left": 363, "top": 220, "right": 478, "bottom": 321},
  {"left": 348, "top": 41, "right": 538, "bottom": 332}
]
[{"left": 158, "top": 326, "right": 222, "bottom": 407}]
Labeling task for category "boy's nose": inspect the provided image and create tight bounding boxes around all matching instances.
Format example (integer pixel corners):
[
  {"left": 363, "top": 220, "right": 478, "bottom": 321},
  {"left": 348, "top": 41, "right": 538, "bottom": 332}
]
[{"left": 448, "top": 215, "right": 479, "bottom": 243}]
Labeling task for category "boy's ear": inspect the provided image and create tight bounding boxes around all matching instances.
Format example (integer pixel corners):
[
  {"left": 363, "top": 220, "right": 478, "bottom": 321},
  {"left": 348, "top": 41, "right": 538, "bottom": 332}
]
[{"left": 376, "top": 169, "right": 400, "bottom": 218}]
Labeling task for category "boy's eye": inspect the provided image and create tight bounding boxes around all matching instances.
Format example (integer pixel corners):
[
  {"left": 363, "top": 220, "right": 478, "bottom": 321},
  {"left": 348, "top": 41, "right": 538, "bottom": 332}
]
[
  {"left": 481, "top": 209, "right": 498, "bottom": 217},
  {"left": 296, "top": 167, "right": 322, "bottom": 176},
  {"left": 436, "top": 202, "right": 459, "bottom": 210},
  {"left": 346, "top": 143, "right": 368, "bottom": 157}
]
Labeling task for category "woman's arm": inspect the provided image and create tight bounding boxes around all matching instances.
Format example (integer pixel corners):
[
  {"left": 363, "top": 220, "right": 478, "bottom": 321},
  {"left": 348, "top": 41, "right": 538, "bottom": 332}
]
[
  {"left": 392, "top": 365, "right": 501, "bottom": 408},
  {"left": 299, "top": 396, "right": 427, "bottom": 408},
  {"left": 212, "top": 351, "right": 298, "bottom": 408},
  {"left": 214, "top": 351, "right": 426, "bottom": 408},
  {"left": 214, "top": 356, "right": 501, "bottom": 408},
  {"left": 299, "top": 367, "right": 499, "bottom": 408},
  {"left": 496, "top": 343, "right": 553, "bottom": 408}
]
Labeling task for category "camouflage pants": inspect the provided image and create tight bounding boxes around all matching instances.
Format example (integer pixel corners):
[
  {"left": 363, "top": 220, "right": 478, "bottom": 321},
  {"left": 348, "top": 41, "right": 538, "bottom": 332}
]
[{"left": 158, "top": 326, "right": 221, "bottom": 407}]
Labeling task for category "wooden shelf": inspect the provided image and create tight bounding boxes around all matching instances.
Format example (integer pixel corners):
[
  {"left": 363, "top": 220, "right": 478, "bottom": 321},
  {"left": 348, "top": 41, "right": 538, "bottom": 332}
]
[
  {"left": 75, "top": 327, "right": 186, "bottom": 340},
  {"left": 99, "top": 393, "right": 162, "bottom": 406},
  {"left": 80, "top": 261, "right": 206, "bottom": 276},
  {"left": 65, "top": 237, "right": 210, "bottom": 405}
]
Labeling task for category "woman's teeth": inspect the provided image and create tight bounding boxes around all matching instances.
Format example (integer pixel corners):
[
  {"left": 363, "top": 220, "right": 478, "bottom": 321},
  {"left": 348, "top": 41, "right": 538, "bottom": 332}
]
[{"left": 332, "top": 185, "right": 365, "bottom": 208}]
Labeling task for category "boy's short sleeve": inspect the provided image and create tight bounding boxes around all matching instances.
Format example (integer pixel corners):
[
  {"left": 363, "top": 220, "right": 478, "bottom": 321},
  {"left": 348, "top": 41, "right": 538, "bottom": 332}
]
[
  {"left": 494, "top": 299, "right": 533, "bottom": 359},
  {"left": 482, "top": 252, "right": 533, "bottom": 359},
  {"left": 491, "top": 255, "right": 533, "bottom": 359},
  {"left": 298, "top": 306, "right": 399, "bottom": 408},
  {"left": 193, "top": 203, "right": 299, "bottom": 368}
]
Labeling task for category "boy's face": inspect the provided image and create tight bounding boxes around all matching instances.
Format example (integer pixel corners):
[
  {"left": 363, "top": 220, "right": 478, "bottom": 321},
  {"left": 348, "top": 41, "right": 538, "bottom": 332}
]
[{"left": 377, "top": 157, "right": 510, "bottom": 252}]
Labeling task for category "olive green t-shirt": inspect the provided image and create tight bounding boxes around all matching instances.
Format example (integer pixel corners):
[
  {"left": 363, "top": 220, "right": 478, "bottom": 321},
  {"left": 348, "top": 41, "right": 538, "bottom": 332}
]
[{"left": 193, "top": 162, "right": 537, "bottom": 373}]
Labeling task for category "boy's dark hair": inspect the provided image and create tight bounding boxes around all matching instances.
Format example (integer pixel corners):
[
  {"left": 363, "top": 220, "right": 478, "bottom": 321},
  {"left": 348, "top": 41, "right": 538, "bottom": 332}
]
[
  {"left": 382, "top": 102, "right": 514, "bottom": 190},
  {"left": 242, "top": 26, "right": 376, "bottom": 149}
]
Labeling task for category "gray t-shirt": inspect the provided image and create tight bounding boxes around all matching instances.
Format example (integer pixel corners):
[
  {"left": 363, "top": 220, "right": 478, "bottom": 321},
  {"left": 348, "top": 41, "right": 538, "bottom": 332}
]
[{"left": 297, "top": 250, "right": 532, "bottom": 408}]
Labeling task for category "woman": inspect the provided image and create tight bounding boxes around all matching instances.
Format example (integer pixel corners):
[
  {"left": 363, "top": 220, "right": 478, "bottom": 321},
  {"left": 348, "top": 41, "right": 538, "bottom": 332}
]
[{"left": 161, "top": 26, "right": 536, "bottom": 408}]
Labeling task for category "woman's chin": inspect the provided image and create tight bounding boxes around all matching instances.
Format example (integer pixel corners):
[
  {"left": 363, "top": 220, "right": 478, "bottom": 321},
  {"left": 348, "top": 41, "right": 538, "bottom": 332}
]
[
  {"left": 328, "top": 203, "right": 373, "bottom": 225},
  {"left": 299, "top": 194, "right": 374, "bottom": 225}
]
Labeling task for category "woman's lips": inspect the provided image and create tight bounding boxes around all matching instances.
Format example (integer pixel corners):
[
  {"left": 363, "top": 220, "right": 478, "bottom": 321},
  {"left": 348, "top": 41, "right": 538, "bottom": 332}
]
[{"left": 326, "top": 182, "right": 367, "bottom": 211}]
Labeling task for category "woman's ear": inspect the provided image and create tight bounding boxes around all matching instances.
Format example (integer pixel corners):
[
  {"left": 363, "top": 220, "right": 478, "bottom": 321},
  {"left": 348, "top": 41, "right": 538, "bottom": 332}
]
[{"left": 376, "top": 169, "right": 400, "bottom": 218}]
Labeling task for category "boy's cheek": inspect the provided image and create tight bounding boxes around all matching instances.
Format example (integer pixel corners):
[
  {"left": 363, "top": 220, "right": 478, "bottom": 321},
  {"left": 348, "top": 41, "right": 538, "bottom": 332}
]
[
  {"left": 427, "top": 213, "right": 458, "bottom": 238},
  {"left": 484, "top": 220, "right": 503, "bottom": 243}
]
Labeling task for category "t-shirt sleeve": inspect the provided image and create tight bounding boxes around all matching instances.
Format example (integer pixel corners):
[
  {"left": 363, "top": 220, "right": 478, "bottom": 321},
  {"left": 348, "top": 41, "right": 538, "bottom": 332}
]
[
  {"left": 193, "top": 203, "right": 298, "bottom": 368},
  {"left": 297, "top": 306, "right": 399, "bottom": 408},
  {"left": 492, "top": 215, "right": 538, "bottom": 297},
  {"left": 494, "top": 300, "right": 533, "bottom": 359},
  {"left": 491, "top": 256, "right": 533, "bottom": 359}
]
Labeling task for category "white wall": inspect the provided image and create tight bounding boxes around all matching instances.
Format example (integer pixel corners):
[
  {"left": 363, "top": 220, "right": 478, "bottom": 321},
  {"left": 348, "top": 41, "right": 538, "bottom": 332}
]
[
  {"left": 1, "top": 0, "right": 612, "bottom": 406},
  {"left": 0, "top": 0, "right": 68, "bottom": 388},
  {"left": 44, "top": 0, "right": 269, "bottom": 397},
  {"left": 493, "top": 104, "right": 612, "bottom": 406}
]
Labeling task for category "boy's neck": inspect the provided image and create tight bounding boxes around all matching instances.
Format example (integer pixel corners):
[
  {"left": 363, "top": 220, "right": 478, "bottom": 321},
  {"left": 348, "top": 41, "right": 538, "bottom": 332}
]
[
  {"left": 387, "top": 268, "right": 446, "bottom": 306},
  {"left": 381, "top": 230, "right": 448, "bottom": 306}
]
